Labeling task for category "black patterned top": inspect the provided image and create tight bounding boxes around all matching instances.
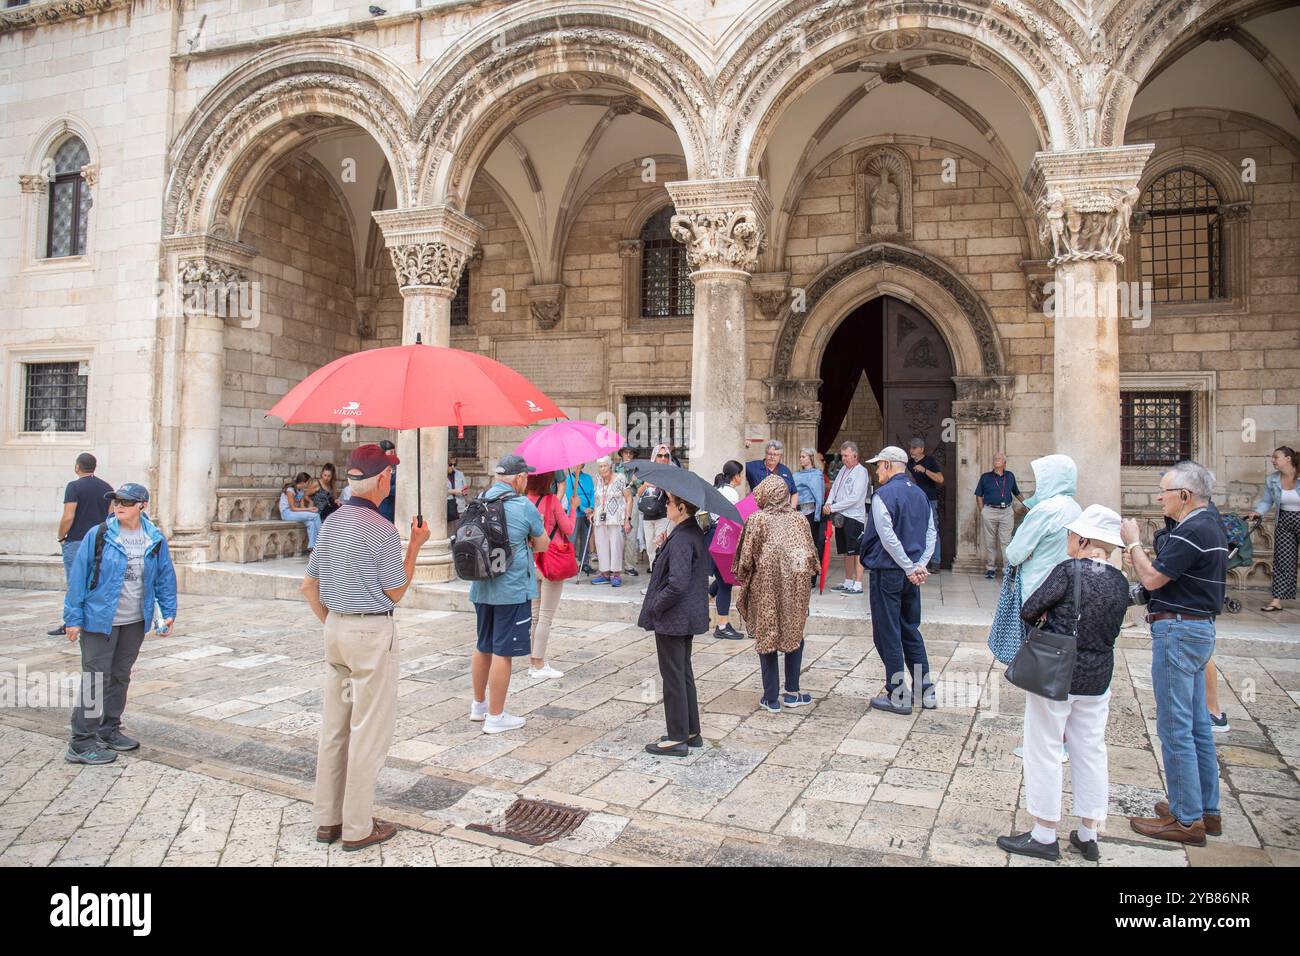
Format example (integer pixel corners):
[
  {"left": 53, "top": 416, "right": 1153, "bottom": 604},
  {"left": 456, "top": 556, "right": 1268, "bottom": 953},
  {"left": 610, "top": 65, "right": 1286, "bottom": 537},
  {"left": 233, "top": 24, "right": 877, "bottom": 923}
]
[{"left": 1020, "top": 558, "right": 1131, "bottom": 697}]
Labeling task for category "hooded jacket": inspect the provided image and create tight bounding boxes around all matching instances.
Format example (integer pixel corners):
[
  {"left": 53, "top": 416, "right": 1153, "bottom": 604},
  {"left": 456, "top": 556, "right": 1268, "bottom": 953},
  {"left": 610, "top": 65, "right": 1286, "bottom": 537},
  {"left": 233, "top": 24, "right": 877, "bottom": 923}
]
[
  {"left": 1003, "top": 454, "right": 1082, "bottom": 600},
  {"left": 63, "top": 513, "right": 178, "bottom": 634}
]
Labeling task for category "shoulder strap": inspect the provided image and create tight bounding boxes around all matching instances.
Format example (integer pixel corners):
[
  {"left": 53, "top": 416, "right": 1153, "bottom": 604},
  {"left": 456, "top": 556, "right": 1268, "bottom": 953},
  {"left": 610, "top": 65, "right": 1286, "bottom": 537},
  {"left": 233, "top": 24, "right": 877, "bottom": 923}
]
[
  {"left": 1070, "top": 559, "right": 1083, "bottom": 636},
  {"left": 88, "top": 523, "right": 108, "bottom": 592}
]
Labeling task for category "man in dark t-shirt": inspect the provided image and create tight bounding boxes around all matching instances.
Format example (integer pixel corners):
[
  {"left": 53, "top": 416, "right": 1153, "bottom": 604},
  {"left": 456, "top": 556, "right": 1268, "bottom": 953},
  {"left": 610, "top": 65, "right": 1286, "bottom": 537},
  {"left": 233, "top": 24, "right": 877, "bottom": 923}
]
[
  {"left": 907, "top": 439, "right": 944, "bottom": 571},
  {"left": 51, "top": 453, "right": 113, "bottom": 635},
  {"left": 1122, "top": 461, "right": 1229, "bottom": 846}
]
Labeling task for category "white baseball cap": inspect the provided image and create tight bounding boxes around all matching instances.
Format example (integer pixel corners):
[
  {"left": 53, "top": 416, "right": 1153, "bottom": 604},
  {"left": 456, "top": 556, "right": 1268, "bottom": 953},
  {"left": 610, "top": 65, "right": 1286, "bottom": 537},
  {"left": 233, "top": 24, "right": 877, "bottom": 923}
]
[
  {"left": 865, "top": 446, "right": 909, "bottom": 465},
  {"left": 1066, "top": 504, "right": 1124, "bottom": 549}
]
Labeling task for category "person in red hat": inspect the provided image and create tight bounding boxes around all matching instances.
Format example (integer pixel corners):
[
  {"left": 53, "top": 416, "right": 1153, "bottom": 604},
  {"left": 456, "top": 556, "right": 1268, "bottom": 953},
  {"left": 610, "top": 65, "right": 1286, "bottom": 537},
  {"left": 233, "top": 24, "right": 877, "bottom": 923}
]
[{"left": 301, "top": 443, "right": 428, "bottom": 852}]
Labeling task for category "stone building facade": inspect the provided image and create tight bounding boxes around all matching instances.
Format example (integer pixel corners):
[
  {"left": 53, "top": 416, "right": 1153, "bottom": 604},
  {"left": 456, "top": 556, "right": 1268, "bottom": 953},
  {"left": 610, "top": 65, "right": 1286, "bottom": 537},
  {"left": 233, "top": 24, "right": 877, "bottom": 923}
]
[{"left": 2, "top": 0, "right": 1297, "bottom": 579}]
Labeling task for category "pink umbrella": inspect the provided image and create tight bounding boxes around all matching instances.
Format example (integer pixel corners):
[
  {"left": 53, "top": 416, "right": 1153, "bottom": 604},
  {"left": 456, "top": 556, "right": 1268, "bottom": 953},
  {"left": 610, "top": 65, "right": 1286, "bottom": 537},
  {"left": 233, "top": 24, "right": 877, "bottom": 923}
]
[
  {"left": 709, "top": 494, "right": 758, "bottom": 586},
  {"left": 513, "top": 419, "right": 626, "bottom": 473}
]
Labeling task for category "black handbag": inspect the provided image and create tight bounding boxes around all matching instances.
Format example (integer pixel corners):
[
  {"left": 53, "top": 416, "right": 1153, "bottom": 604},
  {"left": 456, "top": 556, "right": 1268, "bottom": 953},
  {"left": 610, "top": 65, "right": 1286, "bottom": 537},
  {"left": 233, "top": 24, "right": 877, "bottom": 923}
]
[{"left": 1004, "top": 559, "right": 1080, "bottom": 702}]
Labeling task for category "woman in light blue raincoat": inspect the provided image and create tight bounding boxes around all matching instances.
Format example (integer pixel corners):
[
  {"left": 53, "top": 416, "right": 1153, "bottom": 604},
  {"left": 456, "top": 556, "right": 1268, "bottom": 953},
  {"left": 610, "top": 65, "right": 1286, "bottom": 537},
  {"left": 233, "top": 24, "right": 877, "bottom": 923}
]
[{"left": 1004, "top": 454, "right": 1082, "bottom": 600}]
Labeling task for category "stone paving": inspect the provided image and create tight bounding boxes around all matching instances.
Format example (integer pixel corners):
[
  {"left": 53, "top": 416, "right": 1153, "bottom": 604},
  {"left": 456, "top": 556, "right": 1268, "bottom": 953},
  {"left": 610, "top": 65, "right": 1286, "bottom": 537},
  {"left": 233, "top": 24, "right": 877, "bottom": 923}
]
[{"left": 1, "top": 586, "right": 1298, "bottom": 867}]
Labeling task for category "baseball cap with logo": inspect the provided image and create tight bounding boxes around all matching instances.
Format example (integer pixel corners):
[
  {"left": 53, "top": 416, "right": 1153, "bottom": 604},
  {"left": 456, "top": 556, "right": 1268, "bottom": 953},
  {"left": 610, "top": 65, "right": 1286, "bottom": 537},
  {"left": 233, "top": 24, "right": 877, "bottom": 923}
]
[
  {"left": 494, "top": 454, "right": 536, "bottom": 476},
  {"left": 104, "top": 482, "right": 150, "bottom": 503},
  {"left": 865, "top": 446, "right": 909, "bottom": 465},
  {"left": 347, "top": 443, "right": 399, "bottom": 480}
]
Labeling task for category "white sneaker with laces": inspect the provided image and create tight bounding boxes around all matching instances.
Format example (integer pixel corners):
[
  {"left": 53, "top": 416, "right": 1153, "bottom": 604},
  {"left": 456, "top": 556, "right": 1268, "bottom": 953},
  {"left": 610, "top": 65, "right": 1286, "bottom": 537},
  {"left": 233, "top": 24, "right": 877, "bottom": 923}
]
[
  {"left": 470, "top": 699, "right": 488, "bottom": 722},
  {"left": 529, "top": 664, "right": 564, "bottom": 680},
  {"left": 483, "top": 712, "right": 526, "bottom": 734}
]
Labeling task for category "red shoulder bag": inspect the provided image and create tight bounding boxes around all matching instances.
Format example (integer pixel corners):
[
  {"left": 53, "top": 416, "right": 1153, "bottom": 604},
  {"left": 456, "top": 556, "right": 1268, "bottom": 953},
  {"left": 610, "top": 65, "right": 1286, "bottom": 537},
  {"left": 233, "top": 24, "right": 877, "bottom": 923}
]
[{"left": 535, "top": 495, "right": 578, "bottom": 581}]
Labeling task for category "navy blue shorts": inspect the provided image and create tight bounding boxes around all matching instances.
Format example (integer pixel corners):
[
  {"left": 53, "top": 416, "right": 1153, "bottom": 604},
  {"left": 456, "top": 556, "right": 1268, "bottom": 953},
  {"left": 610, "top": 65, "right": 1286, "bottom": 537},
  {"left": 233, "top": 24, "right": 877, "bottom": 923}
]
[{"left": 474, "top": 601, "right": 533, "bottom": 658}]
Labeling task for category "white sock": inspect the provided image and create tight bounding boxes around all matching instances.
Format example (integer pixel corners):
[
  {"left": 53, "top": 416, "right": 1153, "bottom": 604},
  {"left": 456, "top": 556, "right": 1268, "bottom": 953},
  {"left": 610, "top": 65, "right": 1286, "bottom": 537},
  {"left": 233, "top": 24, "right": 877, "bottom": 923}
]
[
  {"left": 1078, "top": 825, "right": 1098, "bottom": 842},
  {"left": 472, "top": 699, "right": 487, "bottom": 712},
  {"left": 1031, "top": 823, "right": 1057, "bottom": 844}
]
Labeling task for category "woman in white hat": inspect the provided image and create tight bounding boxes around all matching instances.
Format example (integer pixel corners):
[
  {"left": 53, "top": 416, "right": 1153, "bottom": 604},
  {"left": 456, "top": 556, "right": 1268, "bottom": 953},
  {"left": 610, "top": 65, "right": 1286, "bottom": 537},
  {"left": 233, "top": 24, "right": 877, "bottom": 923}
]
[{"left": 996, "top": 504, "right": 1130, "bottom": 863}]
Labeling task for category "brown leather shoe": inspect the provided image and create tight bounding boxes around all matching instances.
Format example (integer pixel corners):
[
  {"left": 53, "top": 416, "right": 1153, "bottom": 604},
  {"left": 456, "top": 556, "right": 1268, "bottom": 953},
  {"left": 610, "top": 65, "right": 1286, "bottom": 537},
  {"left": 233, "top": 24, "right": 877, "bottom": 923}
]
[
  {"left": 1129, "top": 814, "right": 1207, "bottom": 846},
  {"left": 341, "top": 819, "right": 398, "bottom": 852},
  {"left": 1154, "top": 800, "right": 1222, "bottom": 836},
  {"left": 316, "top": 824, "right": 343, "bottom": 844}
]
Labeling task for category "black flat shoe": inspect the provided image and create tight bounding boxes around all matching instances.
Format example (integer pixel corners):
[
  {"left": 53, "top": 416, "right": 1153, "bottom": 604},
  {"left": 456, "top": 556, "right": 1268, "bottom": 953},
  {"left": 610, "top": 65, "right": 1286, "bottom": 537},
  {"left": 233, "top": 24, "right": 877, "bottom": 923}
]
[
  {"left": 47, "top": 625, "right": 66, "bottom": 636},
  {"left": 870, "top": 689, "right": 913, "bottom": 716},
  {"left": 623, "top": 568, "right": 639, "bottom": 577},
  {"left": 645, "top": 740, "right": 689, "bottom": 757},
  {"left": 661, "top": 734, "right": 703, "bottom": 748},
  {"left": 997, "top": 830, "right": 1060, "bottom": 861},
  {"left": 1069, "top": 830, "right": 1100, "bottom": 861}
]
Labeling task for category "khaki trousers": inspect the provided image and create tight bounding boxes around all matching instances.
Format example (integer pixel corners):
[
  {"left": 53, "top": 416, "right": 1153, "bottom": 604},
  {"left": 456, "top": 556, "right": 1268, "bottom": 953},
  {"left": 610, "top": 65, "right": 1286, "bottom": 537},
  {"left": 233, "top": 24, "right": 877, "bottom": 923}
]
[
  {"left": 981, "top": 506, "right": 1014, "bottom": 571},
  {"left": 313, "top": 611, "right": 399, "bottom": 842},
  {"left": 529, "top": 577, "right": 564, "bottom": 660}
]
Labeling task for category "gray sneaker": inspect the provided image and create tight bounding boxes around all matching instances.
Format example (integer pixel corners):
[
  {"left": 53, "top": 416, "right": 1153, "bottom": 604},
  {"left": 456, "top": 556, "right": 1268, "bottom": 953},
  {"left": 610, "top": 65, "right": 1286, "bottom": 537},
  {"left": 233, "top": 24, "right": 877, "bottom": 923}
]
[
  {"left": 98, "top": 729, "right": 140, "bottom": 752},
  {"left": 65, "top": 745, "right": 118, "bottom": 765}
]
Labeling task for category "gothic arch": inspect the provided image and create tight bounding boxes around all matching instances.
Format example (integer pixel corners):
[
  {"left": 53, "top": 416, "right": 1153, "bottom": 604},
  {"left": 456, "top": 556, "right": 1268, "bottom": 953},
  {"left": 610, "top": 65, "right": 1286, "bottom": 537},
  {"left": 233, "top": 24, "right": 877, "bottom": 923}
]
[
  {"left": 772, "top": 243, "right": 1006, "bottom": 383},
  {"left": 716, "top": 0, "right": 1083, "bottom": 178},
  {"left": 412, "top": 9, "right": 713, "bottom": 208},
  {"left": 163, "top": 39, "right": 416, "bottom": 238}
]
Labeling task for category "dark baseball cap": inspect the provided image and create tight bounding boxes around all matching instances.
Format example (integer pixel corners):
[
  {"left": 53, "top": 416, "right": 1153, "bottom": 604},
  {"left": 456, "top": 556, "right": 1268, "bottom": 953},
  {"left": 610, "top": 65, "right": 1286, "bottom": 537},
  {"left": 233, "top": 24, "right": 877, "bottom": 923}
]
[
  {"left": 105, "top": 482, "right": 150, "bottom": 503},
  {"left": 347, "top": 443, "right": 399, "bottom": 480},
  {"left": 494, "top": 454, "right": 536, "bottom": 476}
]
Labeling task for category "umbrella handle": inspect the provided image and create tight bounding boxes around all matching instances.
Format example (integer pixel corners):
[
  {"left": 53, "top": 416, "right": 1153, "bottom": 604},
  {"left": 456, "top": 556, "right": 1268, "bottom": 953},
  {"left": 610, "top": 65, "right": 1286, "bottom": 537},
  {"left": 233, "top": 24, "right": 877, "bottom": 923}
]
[{"left": 416, "top": 425, "right": 423, "bottom": 528}]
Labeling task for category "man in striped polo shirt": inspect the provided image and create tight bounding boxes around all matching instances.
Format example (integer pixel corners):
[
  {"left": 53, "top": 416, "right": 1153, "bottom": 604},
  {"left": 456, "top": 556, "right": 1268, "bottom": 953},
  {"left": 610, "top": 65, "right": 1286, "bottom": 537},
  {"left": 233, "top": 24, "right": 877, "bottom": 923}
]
[{"left": 301, "top": 443, "right": 428, "bottom": 852}]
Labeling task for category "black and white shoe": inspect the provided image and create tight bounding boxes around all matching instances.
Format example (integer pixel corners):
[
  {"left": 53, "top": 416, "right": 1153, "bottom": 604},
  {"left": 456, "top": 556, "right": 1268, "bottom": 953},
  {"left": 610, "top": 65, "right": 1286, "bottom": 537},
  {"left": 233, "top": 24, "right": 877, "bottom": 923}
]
[
  {"left": 1210, "top": 711, "right": 1229, "bottom": 733},
  {"left": 623, "top": 568, "right": 639, "bottom": 577},
  {"left": 47, "top": 625, "right": 66, "bottom": 636},
  {"left": 997, "top": 830, "right": 1060, "bottom": 861},
  {"left": 1069, "top": 830, "right": 1100, "bottom": 862},
  {"left": 714, "top": 624, "right": 744, "bottom": 640}
]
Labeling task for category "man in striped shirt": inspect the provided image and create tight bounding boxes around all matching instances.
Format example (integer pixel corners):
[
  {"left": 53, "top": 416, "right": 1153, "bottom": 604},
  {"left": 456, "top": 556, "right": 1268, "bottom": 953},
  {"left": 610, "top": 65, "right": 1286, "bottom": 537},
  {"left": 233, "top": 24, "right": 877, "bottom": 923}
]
[
  {"left": 301, "top": 443, "right": 428, "bottom": 852},
  {"left": 1122, "top": 461, "right": 1228, "bottom": 847}
]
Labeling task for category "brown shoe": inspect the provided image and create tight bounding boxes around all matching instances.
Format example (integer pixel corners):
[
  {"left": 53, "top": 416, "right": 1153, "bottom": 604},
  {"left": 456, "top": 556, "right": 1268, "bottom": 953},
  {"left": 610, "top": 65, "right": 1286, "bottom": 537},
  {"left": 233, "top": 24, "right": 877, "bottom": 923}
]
[
  {"left": 316, "top": 824, "right": 343, "bottom": 844},
  {"left": 341, "top": 819, "right": 398, "bottom": 852},
  {"left": 1129, "top": 814, "right": 1207, "bottom": 846},
  {"left": 1154, "top": 800, "right": 1222, "bottom": 836}
]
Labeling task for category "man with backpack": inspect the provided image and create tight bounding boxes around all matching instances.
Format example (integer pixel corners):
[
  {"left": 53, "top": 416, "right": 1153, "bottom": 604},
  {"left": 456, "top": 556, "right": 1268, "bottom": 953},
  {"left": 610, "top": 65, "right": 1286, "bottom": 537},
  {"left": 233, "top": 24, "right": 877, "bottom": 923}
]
[
  {"left": 461, "top": 454, "right": 550, "bottom": 734},
  {"left": 63, "top": 483, "right": 177, "bottom": 765}
]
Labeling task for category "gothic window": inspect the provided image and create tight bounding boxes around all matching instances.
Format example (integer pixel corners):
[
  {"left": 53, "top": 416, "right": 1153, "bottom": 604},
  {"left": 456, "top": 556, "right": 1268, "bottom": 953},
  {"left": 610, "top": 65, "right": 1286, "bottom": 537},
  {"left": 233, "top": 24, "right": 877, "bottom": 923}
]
[
  {"left": 451, "top": 271, "right": 469, "bottom": 326},
  {"left": 1139, "top": 169, "right": 1223, "bottom": 302},
  {"left": 1120, "top": 391, "right": 1194, "bottom": 467},
  {"left": 639, "top": 206, "right": 693, "bottom": 318},
  {"left": 23, "top": 361, "right": 88, "bottom": 432},
  {"left": 45, "top": 137, "right": 92, "bottom": 259}
]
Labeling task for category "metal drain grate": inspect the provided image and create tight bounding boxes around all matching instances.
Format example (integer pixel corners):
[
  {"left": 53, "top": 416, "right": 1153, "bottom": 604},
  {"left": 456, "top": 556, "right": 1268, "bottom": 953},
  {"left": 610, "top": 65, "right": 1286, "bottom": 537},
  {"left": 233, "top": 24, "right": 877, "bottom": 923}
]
[{"left": 466, "top": 798, "right": 589, "bottom": 846}]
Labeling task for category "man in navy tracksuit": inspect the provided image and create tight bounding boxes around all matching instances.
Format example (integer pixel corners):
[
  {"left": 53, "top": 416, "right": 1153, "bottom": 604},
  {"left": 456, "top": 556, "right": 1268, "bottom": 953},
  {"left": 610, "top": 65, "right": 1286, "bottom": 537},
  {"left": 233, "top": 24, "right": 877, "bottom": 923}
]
[{"left": 859, "top": 446, "right": 937, "bottom": 715}]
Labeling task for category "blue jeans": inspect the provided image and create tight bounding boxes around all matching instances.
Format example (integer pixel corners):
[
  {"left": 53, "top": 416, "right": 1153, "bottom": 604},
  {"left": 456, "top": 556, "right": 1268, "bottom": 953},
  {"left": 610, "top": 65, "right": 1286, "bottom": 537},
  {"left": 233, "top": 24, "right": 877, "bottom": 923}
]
[
  {"left": 868, "top": 567, "right": 931, "bottom": 694},
  {"left": 928, "top": 500, "right": 941, "bottom": 566},
  {"left": 62, "top": 538, "right": 81, "bottom": 584},
  {"left": 1151, "top": 617, "right": 1220, "bottom": 824},
  {"left": 280, "top": 510, "right": 322, "bottom": 548}
]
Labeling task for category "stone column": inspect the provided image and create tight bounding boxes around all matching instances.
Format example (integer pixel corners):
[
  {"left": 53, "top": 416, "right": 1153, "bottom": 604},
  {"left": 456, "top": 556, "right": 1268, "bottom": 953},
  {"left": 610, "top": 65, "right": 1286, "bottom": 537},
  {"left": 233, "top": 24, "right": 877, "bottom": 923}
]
[
  {"left": 664, "top": 178, "right": 772, "bottom": 479},
  {"left": 372, "top": 206, "right": 482, "bottom": 582},
  {"left": 950, "top": 375, "right": 1015, "bottom": 574},
  {"left": 1029, "top": 146, "right": 1154, "bottom": 512},
  {"left": 163, "top": 235, "right": 258, "bottom": 563},
  {"left": 762, "top": 377, "right": 822, "bottom": 459}
]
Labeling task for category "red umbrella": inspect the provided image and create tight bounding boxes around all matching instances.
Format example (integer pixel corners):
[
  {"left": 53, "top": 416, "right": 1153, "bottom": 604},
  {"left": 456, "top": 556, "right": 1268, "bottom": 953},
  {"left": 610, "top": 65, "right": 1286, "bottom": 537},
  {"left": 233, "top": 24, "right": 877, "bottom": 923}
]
[
  {"left": 819, "top": 520, "right": 834, "bottom": 593},
  {"left": 266, "top": 337, "right": 565, "bottom": 523}
]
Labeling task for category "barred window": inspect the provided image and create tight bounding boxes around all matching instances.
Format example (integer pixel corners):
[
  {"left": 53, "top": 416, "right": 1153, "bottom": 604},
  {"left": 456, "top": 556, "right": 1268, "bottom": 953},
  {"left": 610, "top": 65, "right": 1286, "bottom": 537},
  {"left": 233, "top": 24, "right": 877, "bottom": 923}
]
[
  {"left": 639, "top": 206, "right": 694, "bottom": 318},
  {"left": 451, "top": 271, "right": 469, "bottom": 326},
  {"left": 448, "top": 426, "right": 478, "bottom": 461},
  {"left": 24, "top": 361, "right": 88, "bottom": 432},
  {"left": 624, "top": 394, "right": 690, "bottom": 463},
  {"left": 46, "top": 137, "right": 92, "bottom": 259},
  {"left": 1139, "top": 169, "right": 1223, "bottom": 302},
  {"left": 1120, "top": 391, "right": 1193, "bottom": 467}
]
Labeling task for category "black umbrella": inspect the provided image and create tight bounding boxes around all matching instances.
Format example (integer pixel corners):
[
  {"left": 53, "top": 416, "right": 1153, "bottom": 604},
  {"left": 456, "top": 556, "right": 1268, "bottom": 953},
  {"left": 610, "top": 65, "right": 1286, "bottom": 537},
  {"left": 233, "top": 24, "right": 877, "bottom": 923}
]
[{"left": 628, "top": 461, "right": 742, "bottom": 524}]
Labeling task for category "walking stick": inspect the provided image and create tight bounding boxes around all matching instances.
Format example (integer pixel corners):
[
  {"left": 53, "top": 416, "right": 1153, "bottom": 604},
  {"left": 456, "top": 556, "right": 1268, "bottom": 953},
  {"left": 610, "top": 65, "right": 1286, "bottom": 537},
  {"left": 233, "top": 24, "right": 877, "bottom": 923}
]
[{"left": 577, "top": 518, "right": 595, "bottom": 583}]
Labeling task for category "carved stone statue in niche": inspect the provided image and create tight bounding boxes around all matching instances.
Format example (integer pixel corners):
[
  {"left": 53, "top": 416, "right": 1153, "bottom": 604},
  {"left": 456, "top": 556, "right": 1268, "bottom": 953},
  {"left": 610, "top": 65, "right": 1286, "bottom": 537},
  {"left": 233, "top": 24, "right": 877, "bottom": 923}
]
[{"left": 856, "top": 147, "right": 912, "bottom": 242}]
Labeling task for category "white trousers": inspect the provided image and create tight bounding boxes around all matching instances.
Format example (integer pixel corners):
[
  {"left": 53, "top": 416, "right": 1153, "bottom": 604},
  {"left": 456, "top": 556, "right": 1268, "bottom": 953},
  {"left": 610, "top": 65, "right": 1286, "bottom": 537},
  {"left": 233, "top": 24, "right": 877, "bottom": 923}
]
[
  {"left": 593, "top": 524, "right": 625, "bottom": 574},
  {"left": 643, "top": 517, "right": 671, "bottom": 567},
  {"left": 1023, "top": 689, "right": 1110, "bottom": 824}
]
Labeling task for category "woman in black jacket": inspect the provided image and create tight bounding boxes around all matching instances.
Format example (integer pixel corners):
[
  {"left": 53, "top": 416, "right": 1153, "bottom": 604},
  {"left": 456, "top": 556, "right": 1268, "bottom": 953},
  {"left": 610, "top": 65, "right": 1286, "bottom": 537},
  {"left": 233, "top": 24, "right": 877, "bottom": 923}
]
[
  {"left": 997, "top": 505, "right": 1130, "bottom": 863},
  {"left": 638, "top": 492, "right": 710, "bottom": 756}
]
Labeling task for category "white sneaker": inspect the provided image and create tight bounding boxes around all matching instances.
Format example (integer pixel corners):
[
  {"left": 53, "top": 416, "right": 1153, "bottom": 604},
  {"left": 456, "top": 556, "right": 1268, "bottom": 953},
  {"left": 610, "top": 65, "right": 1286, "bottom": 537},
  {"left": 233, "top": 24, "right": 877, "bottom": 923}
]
[
  {"left": 483, "top": 712, "right": 526, "bottom": 735},
  {"left": 528, "top": 664, "right": 564, "bottom": 680},
  {"left": 469, "top": 699, "right": 488, "bottom": 722}
]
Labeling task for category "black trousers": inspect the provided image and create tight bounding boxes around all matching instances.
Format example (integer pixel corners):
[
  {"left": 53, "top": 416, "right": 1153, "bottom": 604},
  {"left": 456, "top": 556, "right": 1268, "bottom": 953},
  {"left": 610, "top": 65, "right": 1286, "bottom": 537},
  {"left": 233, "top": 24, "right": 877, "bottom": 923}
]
[
  {"left": 70, "top": 620, "right": 146, "bottom": 749},
  {"left": 655, "top": 632, "right": 700, "bottom": 742}
]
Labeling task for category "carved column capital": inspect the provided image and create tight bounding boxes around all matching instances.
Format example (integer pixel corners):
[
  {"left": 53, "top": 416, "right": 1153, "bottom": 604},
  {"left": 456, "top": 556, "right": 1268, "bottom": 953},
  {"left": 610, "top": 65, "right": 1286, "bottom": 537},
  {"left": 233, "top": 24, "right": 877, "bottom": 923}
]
[
  {"left": 618, "top": 239, "right": 643, "bottom": 259},
  {"left": 19, "top": 174, "right": 47, "bottom": 194},
  {"left": 80, "top": 163, "right": 99, "bottom": 188},
  {"left": 162, "top": 233, "right": 260, "bottom": 327},
  {"left": 1028, "top": 146, "right": 1155, "bottom": 267},
  {"left": 372, "top": 205, "right": 483, "bottom": 293},
  {"left": 664, "top": 177, "right": 772, "bottom": 273},
  {"left": 1217, "top": 201, "right": 1251, "bottom": 221},
  {"left": 762, "top": 377, "right": 822, "bottom": 424},
  {"left": 526, "top": 283, "right": 565, "bottom": 331},
  {"left": 751, "top": 272, "right": 790, "bottom": 320}
]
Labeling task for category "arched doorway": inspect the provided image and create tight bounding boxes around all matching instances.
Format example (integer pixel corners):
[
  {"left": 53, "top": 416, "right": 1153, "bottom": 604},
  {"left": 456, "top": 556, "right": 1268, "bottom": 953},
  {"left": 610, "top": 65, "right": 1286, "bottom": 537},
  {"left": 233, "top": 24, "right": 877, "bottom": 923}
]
[{"left": 817, "top": 295, "right": 956, "bottom": 567}]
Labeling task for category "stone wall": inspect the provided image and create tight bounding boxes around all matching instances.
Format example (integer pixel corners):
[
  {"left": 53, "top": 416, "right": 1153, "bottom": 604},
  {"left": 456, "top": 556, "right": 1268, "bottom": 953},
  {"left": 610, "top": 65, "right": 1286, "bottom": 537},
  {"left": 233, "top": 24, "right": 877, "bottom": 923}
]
[{"left": 219, "top": 158, "right": 361, "bottom": 487}]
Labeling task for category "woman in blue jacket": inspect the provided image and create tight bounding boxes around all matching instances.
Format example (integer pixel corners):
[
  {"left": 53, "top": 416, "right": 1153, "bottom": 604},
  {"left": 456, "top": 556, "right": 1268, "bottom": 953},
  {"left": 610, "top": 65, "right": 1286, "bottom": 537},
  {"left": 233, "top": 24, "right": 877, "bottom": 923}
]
[{"left": 63, "top": 483, "right": 178, "bottom": 765}]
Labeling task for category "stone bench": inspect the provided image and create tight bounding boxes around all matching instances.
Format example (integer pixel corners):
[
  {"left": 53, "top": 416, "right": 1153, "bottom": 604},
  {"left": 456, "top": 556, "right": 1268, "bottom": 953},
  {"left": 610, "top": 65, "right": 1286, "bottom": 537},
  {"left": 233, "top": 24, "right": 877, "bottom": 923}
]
[{"left": 213, "top": 488, "right": 309, "bottom": 563}]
